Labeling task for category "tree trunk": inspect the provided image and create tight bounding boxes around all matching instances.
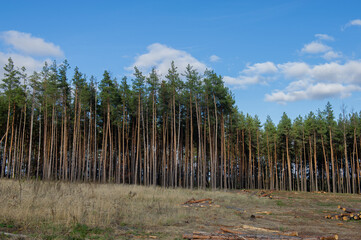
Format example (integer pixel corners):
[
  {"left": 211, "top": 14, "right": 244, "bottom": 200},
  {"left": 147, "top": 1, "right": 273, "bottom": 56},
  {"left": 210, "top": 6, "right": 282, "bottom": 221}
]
[{"left": 1, "top": 101, "right": 11, "bottom": 178}]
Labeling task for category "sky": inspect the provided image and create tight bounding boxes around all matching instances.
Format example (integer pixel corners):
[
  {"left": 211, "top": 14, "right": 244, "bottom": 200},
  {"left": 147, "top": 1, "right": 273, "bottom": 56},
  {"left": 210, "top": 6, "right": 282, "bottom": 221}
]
[{"left": 1, "top": 0, "right": 361, "bottom": 124}]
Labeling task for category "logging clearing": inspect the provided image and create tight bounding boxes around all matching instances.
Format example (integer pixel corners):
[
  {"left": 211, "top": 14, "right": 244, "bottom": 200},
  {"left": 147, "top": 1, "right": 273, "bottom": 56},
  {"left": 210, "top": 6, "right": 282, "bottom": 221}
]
[{"left": 0, "top": 180, "right": 360, "bottom": 239}]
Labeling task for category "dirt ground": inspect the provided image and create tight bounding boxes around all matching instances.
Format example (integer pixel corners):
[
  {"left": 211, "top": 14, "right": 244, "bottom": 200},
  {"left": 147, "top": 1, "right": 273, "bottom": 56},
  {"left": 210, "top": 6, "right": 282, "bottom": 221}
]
[{"left": 0, "top": 180, "right": 360, "bottom": 239}]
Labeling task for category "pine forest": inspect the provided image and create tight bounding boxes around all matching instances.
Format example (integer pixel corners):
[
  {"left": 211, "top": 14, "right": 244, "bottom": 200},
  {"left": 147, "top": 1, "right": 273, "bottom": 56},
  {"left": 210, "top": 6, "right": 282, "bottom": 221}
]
[{"left": 1, "top": 57, "right": 361, "bottom": 194}]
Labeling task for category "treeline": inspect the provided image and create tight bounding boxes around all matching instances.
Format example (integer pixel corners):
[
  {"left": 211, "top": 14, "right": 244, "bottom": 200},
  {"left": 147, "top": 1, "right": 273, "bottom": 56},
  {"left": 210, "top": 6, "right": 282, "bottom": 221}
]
[{"left": 0, "top": 58, "right": 360, "bottom": 193}]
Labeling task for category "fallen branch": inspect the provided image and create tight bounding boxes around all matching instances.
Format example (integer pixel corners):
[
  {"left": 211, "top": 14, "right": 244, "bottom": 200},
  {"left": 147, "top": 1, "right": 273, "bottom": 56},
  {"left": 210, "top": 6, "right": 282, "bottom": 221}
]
[
  {"left": 183, "top": 198, "right": 212, "bottom": 205},
  {"left": 236, "top": 224, "right": 279, "bottom": 233},
  {"left": 220, "top": 227, "right": 244, "bottom": 235},
  {"left": 0, "top": 231, "right": 29, "bottom": 239}
]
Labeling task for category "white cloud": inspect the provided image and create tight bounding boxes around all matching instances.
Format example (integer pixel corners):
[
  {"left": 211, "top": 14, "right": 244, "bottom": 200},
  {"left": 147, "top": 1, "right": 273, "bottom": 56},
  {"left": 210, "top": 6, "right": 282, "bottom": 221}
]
[
  {"left": 322, "top": 51, "right": 342, "bottom": 60},
  {"left": 0, "top": 30, "right": 64, "bottom": 57},
  {"left": 315, "top": 34, "right": 334, "bottom": 41},
  {"left": 223, "top": 61, "right": 277, "bottom": 88},
  {"left": 209, "top": 55, "right": 220, "bottom": 62},
  {"left": 242, "top": 61, "right": 278, "bottom": 75},
  {"left": 223, "top": 75, "right": 261, "bottom": 88},
  {"left": 224, "top": 58, "right": 361, "bottom": 103},
  {"left": 264, "top": 60, "right": 361, "bottom": 104},
  {"left": 301, "top": 41, "right": 331, "bottom": 54},
  {"left": 311, "top": 60, "right": 361, "bottom": 84},
  {"left": 278, "top": 62, "right": 310, "bottom": 79},
  {"left": 348, "top": 19, "right": 361, "bottom": 26},
  {"left": 343, "top": 19, "right": 361, "bottom": 30},
  {"left": 127, "top": 43, "right": 207, "bottom": 76},
  {"left": 0, "top": 30, "right": 64, "bottom": 77},
  {"left": 265, "top": 83, "right": 360, "bottom": 104},
  {"left": 0, "top": 52, "right": 49, "bottom": 77}
]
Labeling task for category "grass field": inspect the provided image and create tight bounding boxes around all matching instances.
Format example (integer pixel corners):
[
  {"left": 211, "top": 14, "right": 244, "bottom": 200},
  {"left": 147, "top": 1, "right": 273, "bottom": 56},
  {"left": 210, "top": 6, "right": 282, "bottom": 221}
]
[{"left": 0, "top": 179, "right": 360, "bottom": 239}]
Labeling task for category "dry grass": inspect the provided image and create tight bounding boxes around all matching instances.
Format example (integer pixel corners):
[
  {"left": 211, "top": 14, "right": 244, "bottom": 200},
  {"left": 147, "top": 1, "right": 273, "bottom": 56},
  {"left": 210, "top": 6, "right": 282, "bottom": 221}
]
[{"left": 0, "top": 179, "right": 360, "bottom": 239}]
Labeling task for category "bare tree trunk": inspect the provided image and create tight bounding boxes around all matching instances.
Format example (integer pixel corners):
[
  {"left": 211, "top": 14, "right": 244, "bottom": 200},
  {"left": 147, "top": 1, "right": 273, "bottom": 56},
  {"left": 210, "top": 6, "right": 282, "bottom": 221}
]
[
  {"left": 286, "top": 135, "right": 292, "bottom": 191},
  {"left": 36, "top": 106, "right": 42, "bottom": 180},
  {"left": 20, "top": 103, "right": 27, "bottom": 178},
  {"left": 313, "top": 132, "right": 318, "bottom": 191},
  {"left": 122, "top": 106, "right": 126, "bottom": 184},
  {"left": 257, "top": 129, "right": 261, "bottom": 189},
  {"left": 309, "top": 137, "right": 314, "bottom": 191},
  {"left": 274, "top": 136, "right": 278, "bottom": 190},
  {"left": 27, "top": 96, "right": 34, "bottom": 176},
  {"left": 321, "top": 135, "right": 330, "bottom": 192},
  {"left": 190, "top": 92, "right": 194, "bottom": 189},
  {"left": 344, "top": 124, "right": 351, "bottom": 193},
  {"left": 1, "top": 101, "right": 11, "bottom": 178},
  {"left": 8, "top": 104, "right": 16, "bottom": 178},
  {"left": 135, "top": 92, "right": 141, "bottom": 185},
  {"left": 329, "top": 128, "right": 336, "bottom": 193},
  {"left": 213, "top": 94, "right": 218, "bottom": 189},
  {"left": 248, "top": 130, "right": 252, "bottom": 189}
]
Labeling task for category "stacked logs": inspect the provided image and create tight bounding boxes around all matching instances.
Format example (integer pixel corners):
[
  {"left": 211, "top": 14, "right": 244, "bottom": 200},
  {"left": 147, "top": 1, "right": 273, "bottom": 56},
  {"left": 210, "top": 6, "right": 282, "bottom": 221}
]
[{"left": 325, "top": 206, "right": 361, "bottom": 221}]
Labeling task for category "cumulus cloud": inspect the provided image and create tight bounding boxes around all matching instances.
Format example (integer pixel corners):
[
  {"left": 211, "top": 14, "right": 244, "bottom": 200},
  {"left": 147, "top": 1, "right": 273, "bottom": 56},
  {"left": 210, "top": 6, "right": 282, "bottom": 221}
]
[
  {"left": 315, "top": 34, "right": 334, "bottom": 41},
  {"left": 209, "top": 55, "right": 220, "bottom": 62},
  {"left": 223, "top": 61, "right": 277, "bottom": 88},
  {"left": 0, "top": 30, "right": 64, "bottom": 77},
  {"left": 127, "top": 43, "right": 207, "bottom": 76},
  {"left": 224, "top": 58, "right": 361, "bottom": 103},
  {"left": 0, "top": 52, "right": 49, "bottom": 77},
  {"left": 242, "top": 61, "right": 278, "bottom": 75},
  {"left": 263, "top": 60, "right": 361, "bottom": 104},
  {"left": 278, "top": 62, "right": 310, "bottom": 79},
  {"left": 0, "top": 30, "right": 64, "bottom": 57},
  {"left": 342, "top": 19, "right": 361, "bottom": 30},
  {"left": 344, "top": 19, "right": 361, "bottom": 29},
  {"left": 277, "top": 60, "right": 361, "bottom": 85},
  {"left": 301, "top": 41, "right": 331, "bottom": 54},
  {"left": 349, "top": 19, "right": 361, "bottom": 26},
  {"left": 322, "top": 51, "right": 342, "bottom": 60},
  {"left": 223, "top": 75, "right": 262, "bottom": 88},
  {"left": 311, "top": 60, "right": 361, "bottom": 84},
  {"left": 265, "top": 83, "right": 360, "bottom": 104}
]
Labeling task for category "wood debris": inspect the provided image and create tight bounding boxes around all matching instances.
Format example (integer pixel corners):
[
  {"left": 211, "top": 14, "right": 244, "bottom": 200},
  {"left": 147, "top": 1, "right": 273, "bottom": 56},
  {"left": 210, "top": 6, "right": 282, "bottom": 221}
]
[
  {"left": 183, "top": 227, "right": 338, "bottom": 240},
  {"left": 255, "top": 211, "right": 272, "bottom": 215},
  {"left": 324, "top": 206, "right": 361, "bottom": 221},
  {"left": 182, "top": 198, "right": 218, "bottom": 208},
  {"left": 257, "top": 190, "right": 273, "bottom": 199}
]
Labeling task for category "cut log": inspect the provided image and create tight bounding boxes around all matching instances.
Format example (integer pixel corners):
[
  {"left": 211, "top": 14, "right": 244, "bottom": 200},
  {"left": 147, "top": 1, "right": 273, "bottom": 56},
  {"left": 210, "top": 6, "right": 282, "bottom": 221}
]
[
  {"left": 183, "top": 198, "right": 212, "bottom": 205},
  {"left": 281, "top": 232, "right": 298, "bottom": 237},
  {"left": 0, "top": 231, "right": 29, "bottom": 239},
  {"left": 341, "top": 207, "right": 361, "bottom": 213},
  {"left": 256, "top": 211, "right": 272, "bottom": 215},
  {"left": 220, "top": 227, "right": 244, "bottom": 235},
  {"left": 236, "top": 224, "right": 279, "bottom": 233},
  {"left": 319, "top": 235, "right": 338, "bottom": 240}
]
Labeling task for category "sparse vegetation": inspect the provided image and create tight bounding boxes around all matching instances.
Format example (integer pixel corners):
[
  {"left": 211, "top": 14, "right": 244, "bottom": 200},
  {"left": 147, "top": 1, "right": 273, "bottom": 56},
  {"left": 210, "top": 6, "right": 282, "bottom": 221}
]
[{"left": 0, "top": 180, "right": 360, "bottom": 239}]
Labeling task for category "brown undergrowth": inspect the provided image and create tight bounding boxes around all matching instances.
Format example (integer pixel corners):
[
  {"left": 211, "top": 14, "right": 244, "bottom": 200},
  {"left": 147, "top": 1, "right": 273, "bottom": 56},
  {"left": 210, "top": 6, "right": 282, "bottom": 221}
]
[{"left": 0, "top": 179, "right": 360, "bottom": 239}]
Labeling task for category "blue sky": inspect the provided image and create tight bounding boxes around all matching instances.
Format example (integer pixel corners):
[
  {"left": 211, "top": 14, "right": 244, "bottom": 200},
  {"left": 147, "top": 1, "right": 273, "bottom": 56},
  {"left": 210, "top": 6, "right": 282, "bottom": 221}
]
[{"left": 1, "top": 0, "right": 361, "bottom": 123}]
